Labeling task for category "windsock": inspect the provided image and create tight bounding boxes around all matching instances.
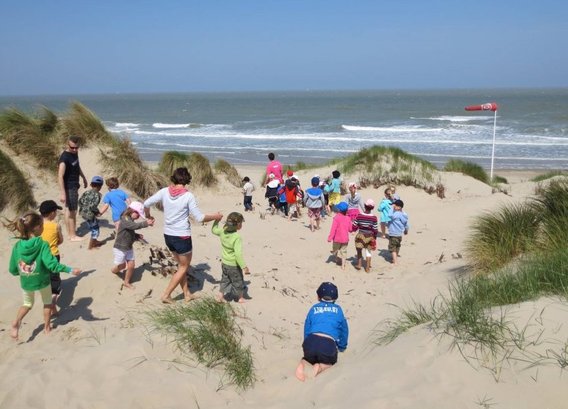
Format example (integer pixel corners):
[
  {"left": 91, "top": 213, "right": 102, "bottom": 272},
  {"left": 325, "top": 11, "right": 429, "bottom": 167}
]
[{"left": 465, "top": 102, "right": 498, "bottom": 112}]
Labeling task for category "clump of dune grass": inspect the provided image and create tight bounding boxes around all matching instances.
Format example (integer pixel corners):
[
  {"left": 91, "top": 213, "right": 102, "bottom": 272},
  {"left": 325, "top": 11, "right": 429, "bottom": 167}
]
[
  {"left": 530, "top": 178, "right": 568, "bottom": 251},
  {"left": 336, "top": 146, "right": 440, "bottom": 193},
  {"left": 147, "top": 298, "right": 255, "bottom": 390},
  {"left": 158, "top": 151, "right": 217, "bottom": 187},
  {"left": 531, "top": 170, "right": 568, "bottom": 182},
  {"left": 466, "top": 203, "right": 539, "bottom": 273},
  {"left": 492, "top": 175, "right": 508, "bottom": 184},
  {"left": 444, "top": 159, "right": 489, "bottom": 184},
  {"left": 0, "top": 107, "right": 60, "bottom": 172},
  {"left": 214, "top": 159, "right": 242, "bottom": 188},
  {"left": 59, "top": 102, "right": 115, "bottom": 146},
  {"left": 0, "top": 148, "right": 36, "bottom": 214},
  {"left": 99, "top": 138, "right": 167, "bottom": 199}
]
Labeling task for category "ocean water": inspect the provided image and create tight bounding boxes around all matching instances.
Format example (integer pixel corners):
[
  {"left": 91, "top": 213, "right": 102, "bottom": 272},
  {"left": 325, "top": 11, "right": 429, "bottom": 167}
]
[{"left": 2, "top": 89, "right": 567, "bottom": 170}]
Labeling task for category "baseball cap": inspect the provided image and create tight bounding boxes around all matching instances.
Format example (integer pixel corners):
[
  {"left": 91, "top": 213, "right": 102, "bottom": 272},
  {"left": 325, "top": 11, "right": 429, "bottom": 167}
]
[
  {"left": 317, "top": 282, "right": 338, "bottom": 302},
  {"left": 335, "top": 202, "right": 348, "bottom": 213},
  {"left": 286, "top": 169, "right": 294, "bottom": 177},
  {"left": 365, "top": 198, "right": 375, "bottom": 208},
  {"left": 39, "top": 200, "right": 62, "bottom": 215},
  {"left": 91, "top": 175, "right": 104, "bottom": 184},
  {"left": 128, "top": 201, "right": 146, "bottom": 219},
  {"left": 311, "top": 177, "right": 320, "bottom": 186}
]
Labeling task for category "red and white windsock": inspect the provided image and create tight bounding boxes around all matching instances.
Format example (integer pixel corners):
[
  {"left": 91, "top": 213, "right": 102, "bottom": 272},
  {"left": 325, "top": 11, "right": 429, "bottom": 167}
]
[{"left": 465, "top": 102, "right": 498, "bottom": 112}]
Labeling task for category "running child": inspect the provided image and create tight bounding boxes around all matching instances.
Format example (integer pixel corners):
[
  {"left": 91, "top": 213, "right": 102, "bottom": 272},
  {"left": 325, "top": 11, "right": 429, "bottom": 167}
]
[
  {"left": 78, "top": 175, "right": 104, "bottom": 250},
  {"left": 388, "top": 199, "right": 409, "bottom": 265},
  {"left": 212, "top": 212, "right": 250, "bottom": 303},
  {"left": 352, "top": 199, "right": 379, "bottom": 272},
  {"left": 111, "top": 201, "right": 154, "bottom": 289},
  {"left": 264, "top": 173, "right": 280, "bottom": 215},
  {"left": 327, "top": 202, "right": 351, "bottom": 270},
  {"left": 39, "top": 200, "right": 64, "bottom": 316},
  {"left": 99, "top": 176, "right": 130, "bottom": 232},
  {"left": 5, "top": 212, "right": 81, "bottom": 340},
  {"left": 295, "top": 282, "right": 349, "bottom": 381},
  {"left": 326, "top": 170, "right": 342, "bottom": 209}
]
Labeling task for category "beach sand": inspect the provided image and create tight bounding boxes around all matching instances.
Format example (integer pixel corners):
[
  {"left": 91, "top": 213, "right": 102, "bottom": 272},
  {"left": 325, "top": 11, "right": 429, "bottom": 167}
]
[{"left": 1, "top": 146, "right": 567, "bottom": 409}]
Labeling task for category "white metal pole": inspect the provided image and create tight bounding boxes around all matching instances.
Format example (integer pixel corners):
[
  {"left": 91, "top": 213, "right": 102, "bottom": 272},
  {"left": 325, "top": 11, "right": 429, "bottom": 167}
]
[{"left": 490, "top": 109, "right": 497, "bottom": 180}]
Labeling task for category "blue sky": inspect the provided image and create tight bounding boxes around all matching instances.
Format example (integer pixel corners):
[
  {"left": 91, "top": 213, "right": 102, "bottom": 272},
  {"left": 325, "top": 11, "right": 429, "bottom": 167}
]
[{"left": 1, "top": 0, "right": 567, "bottom": 95}]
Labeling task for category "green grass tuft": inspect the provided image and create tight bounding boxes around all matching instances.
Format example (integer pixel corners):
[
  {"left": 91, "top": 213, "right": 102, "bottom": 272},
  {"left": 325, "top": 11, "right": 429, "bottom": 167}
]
[
  {"left": 531, "top": 170, "right": 568, "bottom": 182},
  {"left": 214, "top": 159, "right": 242, "bottom": 188},
  {"left": 60, "top": 102, "right": 115, "bottom": 146},
  {"left": 147, "top": 298, "right": 255, "bottom": 389},
  {"left": 444, "top": 159, "right": 489, "bottom": 184},
  {"left": 0, "top": 148, "right": 36, "bottom": 214}
]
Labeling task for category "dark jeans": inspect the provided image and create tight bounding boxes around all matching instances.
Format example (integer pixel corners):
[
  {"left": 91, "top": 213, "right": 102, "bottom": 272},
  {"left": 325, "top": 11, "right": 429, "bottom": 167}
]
[{"left": 244, "top": 195, "right": 253, "bottom": 211}]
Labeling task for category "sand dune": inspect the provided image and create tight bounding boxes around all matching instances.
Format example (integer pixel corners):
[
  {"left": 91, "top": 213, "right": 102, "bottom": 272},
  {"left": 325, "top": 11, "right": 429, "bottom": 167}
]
[{"left": 1, "top": 146, "right": 566, "bottom": 409}]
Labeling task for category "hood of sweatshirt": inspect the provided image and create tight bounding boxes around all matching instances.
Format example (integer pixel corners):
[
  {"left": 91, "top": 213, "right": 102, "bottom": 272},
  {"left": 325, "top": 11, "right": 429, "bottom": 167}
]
[
  {"left": 168, "top": 186, "right": 189, "bottom": 200},
  {"left": 16, "top": 237, "right": 43, "bottom": 264}
]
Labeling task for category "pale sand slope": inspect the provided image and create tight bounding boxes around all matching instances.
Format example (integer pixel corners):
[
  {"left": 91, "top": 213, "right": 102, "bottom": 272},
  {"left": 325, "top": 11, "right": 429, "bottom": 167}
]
[{"left": 1, "top": 147, "right": 567, "bottom": 409}]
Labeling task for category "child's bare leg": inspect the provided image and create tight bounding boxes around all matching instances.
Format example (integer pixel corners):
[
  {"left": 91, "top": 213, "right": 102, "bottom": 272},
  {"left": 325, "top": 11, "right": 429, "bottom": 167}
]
[
  {"left": 43, "top": 305, "right": 52, "bottom": 335},
  {"left": 237, "top": 292, "right": 246, "bottom": 303},
  {"left": 381, "top": 224, "right": 386, "bottom": 238},
  {"left": 11, "top": 306, "right": 30, "bottom": 340},
  {"left": 313, "top": 363, "right": 332, "bottom": 377},
  {"left": 341, "top": 256, "right": 346, "bottom": 270},
  {"left": 217, "top": 292, "right": 227, "bottom": 303},
  {"left": 391, "top": 251, "right": 398, "bottom": 265},
  {"left": 123, "top": 260, "right": 136, "bottom": 289},
  {"left": 295, "top": 359, "right": 307, "bottom": 382},
  {"left": 111, "top": 262, "right": 126, "bottom": 275},
  {"left": 51, "top": 294, "right": 59, "bottom": 316},
  {"left": 365, "top": 257, "right": 372, "bottom": 273},
  {"left": 355, "top": 249, "right": 362, "bottom": 270}
]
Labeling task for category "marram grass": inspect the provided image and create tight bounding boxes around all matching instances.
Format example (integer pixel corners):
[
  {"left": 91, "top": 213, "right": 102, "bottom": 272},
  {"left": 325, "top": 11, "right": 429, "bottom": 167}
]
[
  {"left": 214, "top": 159, "right": 242, "bottom": 188},
  {"left": 0, "top": 149, "right": 36, "bottom": 214},
  {"left": 147, "top": 297, "right": 255, "bottom": 390},
  {"left": 444, "top": 159, "right": 489, "bottom": 184},
  {"left": 158, "top": 151, "right": 217, "bottom": 187}
]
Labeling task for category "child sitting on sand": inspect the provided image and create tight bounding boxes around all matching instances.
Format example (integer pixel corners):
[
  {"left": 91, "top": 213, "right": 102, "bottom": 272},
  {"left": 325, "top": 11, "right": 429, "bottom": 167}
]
[
  {"left": 111, "top": 202, "right": 154, "bottom": 289},
  {"left": 295, "top": 282, "right": 349, "bottom": 381},
  {"left": 212, "top": 212, "right": 250, "bottom": 303},
  {"left": 379, "top": 188, "right": 393, "bottom": 238},
  {"left": 78, "top": 175, "right": 104, "bottom": 250},
  {"left": 5, "top": 212, "right": 81, "bottom": 340},
  {"left": 387, "top": 199, "right": 409, "bottom": 265},
  {"left": 39, "top": 200, "right": 65, "bottom": 316},
  {"left": 352, "top": 199, "right": 379, "bottom": 272},
  {"left": 328, "top": 202, "right": 351, "bottom": 270}
]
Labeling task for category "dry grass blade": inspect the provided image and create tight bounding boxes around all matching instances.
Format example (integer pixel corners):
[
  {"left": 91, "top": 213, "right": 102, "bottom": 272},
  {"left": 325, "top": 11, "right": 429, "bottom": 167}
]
[{"left": 60, "top": 102, "right": 115, "bottom": 146}]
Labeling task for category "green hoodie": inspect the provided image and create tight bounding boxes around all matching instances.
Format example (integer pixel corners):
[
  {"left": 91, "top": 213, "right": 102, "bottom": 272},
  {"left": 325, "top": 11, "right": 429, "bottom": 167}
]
[{"left": 9, "top": 236, "right": 72, "bottom": 291}]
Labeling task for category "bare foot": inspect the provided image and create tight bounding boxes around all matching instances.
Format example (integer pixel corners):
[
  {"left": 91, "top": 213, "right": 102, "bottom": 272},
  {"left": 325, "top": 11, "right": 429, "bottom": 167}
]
[
  {"left": 161, "top": 297, "right": 175, "bottom": 304},
  {"left": 216, "top": 294, "right": 227, "bottom": 303},
  {"left": 123, "top": 282, "right": 135, "bottom": 290},
  {"left": 10, "top": 323, "right": 20, "bottom": 340},
  {"left": 295, "top": 364, "right": 306, "bottom": 382},
  {"left": 184, "top": 294, "right": 199, "bottom": 303},
  {"left": 70, "top": 236, "right": 85, "bottom": 242},
  {"left": 44, "top": 326, "right": 51, "bottom": 336},
  {"left": 238, "top": 298, "right": 246, "bottom": 304}
]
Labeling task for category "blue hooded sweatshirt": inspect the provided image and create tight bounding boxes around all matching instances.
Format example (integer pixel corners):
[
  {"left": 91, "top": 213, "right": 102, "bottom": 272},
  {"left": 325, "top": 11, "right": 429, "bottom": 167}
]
[{"left": 303, "top": 301, "right": 349, "bottom": 352}]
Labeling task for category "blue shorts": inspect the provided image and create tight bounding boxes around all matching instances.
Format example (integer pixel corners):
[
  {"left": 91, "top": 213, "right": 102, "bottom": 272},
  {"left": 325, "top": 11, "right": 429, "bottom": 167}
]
[
  {"left": 302, "top": 334, "right": 338, "bottom": 365},
  {"left": 164, "top": 234, "right": 192, "bottom": 255}
]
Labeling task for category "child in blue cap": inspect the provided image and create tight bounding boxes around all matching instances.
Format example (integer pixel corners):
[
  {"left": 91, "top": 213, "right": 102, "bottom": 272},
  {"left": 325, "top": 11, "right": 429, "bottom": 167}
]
[{"left": 295, "top": 282, "right": 349, "bottom": 381}]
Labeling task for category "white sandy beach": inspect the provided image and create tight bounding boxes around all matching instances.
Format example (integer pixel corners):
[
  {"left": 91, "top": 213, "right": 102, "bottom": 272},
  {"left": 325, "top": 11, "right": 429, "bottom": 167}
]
[{"left": 1, "top": 146, "right": 567, "bottom": 409}]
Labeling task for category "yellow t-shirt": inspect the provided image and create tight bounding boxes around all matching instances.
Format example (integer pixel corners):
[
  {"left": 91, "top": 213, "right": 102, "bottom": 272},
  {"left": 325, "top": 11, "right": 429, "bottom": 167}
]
[{"left": 41, "top": 220, "right": 60, "bottom": 256}]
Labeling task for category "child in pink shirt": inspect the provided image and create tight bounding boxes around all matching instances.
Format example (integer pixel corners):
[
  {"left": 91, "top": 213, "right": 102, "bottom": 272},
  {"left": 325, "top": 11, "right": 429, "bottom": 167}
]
[{"left": 327, "top": 202, "right": 351, "bottom": 270}]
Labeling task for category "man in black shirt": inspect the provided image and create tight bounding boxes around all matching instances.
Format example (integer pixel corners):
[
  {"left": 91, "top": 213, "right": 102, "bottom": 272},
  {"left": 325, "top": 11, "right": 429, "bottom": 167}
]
[{"left": 58, "top": 136, "right": 88, "bottom": 241}]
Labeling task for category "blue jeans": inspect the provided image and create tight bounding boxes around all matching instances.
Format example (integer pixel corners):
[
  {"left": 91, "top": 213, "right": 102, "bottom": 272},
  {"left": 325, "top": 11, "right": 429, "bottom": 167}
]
[{"left": 87, "top": 218, "right": 100, "bottom": 239}]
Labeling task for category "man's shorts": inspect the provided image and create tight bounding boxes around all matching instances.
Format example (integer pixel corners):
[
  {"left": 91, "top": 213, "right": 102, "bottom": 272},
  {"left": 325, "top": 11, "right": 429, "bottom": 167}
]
[
  {"left": 113, "top": 248, "right": 135, "bottom": 265},
  {"left": 65, "top": 186, "right": 79, "bottom": 211},
  {"left": 302, "top": 333, "right": 338, "bottom": 365},
  {"left": 388, "top": 236, "right": 403, "bottom": 252},
  {"left": 164, "top": 234, "right": 193, "bottom": 255}
]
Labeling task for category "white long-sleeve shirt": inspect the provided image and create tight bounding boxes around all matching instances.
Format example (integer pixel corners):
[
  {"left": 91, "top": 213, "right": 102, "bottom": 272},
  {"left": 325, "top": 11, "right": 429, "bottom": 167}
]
[{"left": 144, "top": 187, "right": 205, "bottom": 236}]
